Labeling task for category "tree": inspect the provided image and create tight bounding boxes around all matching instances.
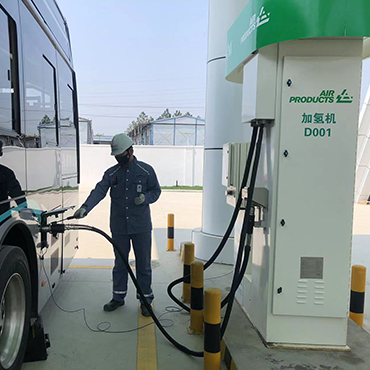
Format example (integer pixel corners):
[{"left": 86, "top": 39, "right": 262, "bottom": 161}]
[
  {"left": 126, "top": 112, "right": 154, "bottom": 134},
  {"left": 157, "top": 109, "right": 171, "bottom": 120},
  {"left": 40, "top": 115, "right": 53, "bottom": 125},
  {"left": 173, "top": 110, "right": 182, "bottom": 117},
  {"left": 184, "top": 112, "right": 192, "bottom": 117},
  {"left": 136, "top": 111, "right": 154, "bottom": 124}
]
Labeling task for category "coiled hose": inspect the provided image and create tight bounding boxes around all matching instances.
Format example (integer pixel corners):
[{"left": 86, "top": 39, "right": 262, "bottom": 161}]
[
  {"left": 167, "top": 126, "right": 260, "bottom": 312},
  {"left": 53, "top": 125, "right": 265, "bottom": 357}
]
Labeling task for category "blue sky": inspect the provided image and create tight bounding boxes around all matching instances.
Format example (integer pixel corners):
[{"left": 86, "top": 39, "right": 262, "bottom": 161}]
[
  {"left": 57, "top": 0, "right": 209, "bottom": 136},
  {"left": 58, "top": 0, "right": 370, "bottom": 136}
]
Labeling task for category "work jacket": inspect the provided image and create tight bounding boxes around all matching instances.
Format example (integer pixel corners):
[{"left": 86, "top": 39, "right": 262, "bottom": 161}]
[
  {"left": 0, "top": 164, "right": 26, "bottom": 216},
  {"left": 83, "top": 157, "right": 161, "bottom": 234}
]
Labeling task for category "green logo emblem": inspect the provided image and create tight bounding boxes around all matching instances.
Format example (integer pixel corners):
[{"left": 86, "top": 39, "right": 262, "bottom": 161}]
[
  {"left": 336, "top": 89, "right": 353, "bottom": 104},
  {"left": 257, "top": 6, "right": 270, "bottom": 27},
  {"left": 240, "top": 6, "right": 271, "bottom": 45}
]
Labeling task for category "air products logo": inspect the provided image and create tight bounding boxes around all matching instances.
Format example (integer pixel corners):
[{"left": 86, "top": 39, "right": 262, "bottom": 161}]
[
  {"left": 257, "top": 6, "right": 270, "bottom": 27},
  {"left": 336, "top": 89, "right": 353, "bottom": 103},
  {"left": 240, "top": 6, "right": 271, "bottom": 44},
  {"left": 289, "top": 89, "right": 354, "bottom": 104}
]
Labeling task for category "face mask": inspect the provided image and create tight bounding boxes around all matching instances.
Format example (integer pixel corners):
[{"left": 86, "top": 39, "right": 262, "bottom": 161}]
[{"left": 116, "top": 153, "right": 130, "bottom": 166}]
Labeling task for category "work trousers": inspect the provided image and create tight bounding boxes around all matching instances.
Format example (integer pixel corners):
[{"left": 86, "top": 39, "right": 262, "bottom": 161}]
[{"left": 112, "top": 231, "right": 154, "bottom": 304}]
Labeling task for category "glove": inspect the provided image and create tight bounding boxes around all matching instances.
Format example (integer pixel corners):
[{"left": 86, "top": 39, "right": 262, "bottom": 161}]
[
  {"left": 74, "top": 206, "right": 87, "bottom": 219},
  {"left": 134, "top": 193, "right": 146, "bottom": 205}
]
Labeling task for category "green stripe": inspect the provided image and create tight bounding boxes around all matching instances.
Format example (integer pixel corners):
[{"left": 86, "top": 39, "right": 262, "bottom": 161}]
[{"left": 226, "top": 0, "right": 370, "bottom": 80}]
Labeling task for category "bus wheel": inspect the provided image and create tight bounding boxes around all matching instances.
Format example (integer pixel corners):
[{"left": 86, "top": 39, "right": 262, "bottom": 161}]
[{"left": 0, "top": 246, "right": 31, "bottom": 370}]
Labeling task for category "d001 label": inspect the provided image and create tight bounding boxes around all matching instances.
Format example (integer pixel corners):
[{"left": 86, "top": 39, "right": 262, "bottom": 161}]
[{"left": 304, "top": 128, "right": 331, "bottom": 138}]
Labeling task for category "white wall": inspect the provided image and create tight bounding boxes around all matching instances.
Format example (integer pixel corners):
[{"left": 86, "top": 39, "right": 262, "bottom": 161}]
[
  {"left": 356, "top": 85, "right": 370, "bottom": 202},
  {"left": 80, "top": 144, "right": 204, "bottom": 188}
]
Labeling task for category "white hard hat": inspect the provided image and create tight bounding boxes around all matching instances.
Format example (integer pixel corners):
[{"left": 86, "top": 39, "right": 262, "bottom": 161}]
[{"left": 110, "top": 133, "right": 133, "bottom": 156}]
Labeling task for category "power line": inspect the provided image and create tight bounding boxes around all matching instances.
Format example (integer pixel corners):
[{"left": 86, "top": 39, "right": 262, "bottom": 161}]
[
  {"left": 78, "top": 77, "right": 201, "bottom": 85},
  {"left": 79, "top": 113, "right": 138, "bottom": 118},
  {"left": 80, "top": 113, "right": 205, "bottom": 119},
  {"left": 79, "top": 104, "right": 205, "bottom": 109},
  {"left": 78, "top": 87, "right": 205, "bottom": 96},
  {"left": 79, "top": 100, "right": 205, "bottom": 107}
]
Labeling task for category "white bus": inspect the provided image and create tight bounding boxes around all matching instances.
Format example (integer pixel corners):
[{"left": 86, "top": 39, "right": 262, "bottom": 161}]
[{"left": 0, "top": 0, "right": 79, "bottom": 368}]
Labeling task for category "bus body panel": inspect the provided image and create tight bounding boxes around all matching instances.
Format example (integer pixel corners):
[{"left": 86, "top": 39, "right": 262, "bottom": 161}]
[{"left": 0, "top": 0, "right": 79, "bottom": 315}]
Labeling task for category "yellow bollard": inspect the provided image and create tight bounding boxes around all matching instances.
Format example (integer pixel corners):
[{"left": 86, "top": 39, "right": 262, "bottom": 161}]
[
  {"left": 204, "top": 288, "right": 221, "bottom": 370},
  {"left": 350, "top": 265, "right": 366, "bottom": 328},
  {"left": 183, "top": 242, "right": 194, "bottom": 303},
  {"left": 190, "top": 261, "right": 204, "bottom": 334},
  {"left": 167, "top": 214, "right": 174, "bottom": 251}
]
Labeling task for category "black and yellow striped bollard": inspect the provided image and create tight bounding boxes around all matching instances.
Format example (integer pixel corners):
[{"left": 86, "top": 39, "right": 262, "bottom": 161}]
[
  {"left": 350, "top": 265, "right": 366, "bottom": 328},
  {"left": 183, "top": 242, "right": 194, "bottom": 303},
  {"left": 190, "top": 261, "right": 204, "bottom": 334},
  {"left": 204, "top": 288, "right": 221, "bottom": 370},
  {"left": 167, "top": 214, "right": 174, "bottom": 251}
]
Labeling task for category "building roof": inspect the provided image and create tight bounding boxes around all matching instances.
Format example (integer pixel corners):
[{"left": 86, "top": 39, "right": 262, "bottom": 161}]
[
  {"left": 150, "top": 115, "right": 205, "bottom": 124},
  {"left": 93, "top": 135, "right": 113, "bottom": 142},
  {"left": 79, "top": 116, "right": 92, "bottom": 122}
]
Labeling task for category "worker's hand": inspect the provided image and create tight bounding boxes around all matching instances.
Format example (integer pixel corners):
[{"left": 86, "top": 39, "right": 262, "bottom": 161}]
[
  {"left": 73, "top": 206, "right": 87, "bottom": 219},
  {"left": 134, "top": 193, "right": 146, "bottom": 205}
]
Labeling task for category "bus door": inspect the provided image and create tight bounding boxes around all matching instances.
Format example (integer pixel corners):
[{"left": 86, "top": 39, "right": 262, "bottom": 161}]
[
  {"left": 57, "top": 54, "right": 79, "bottom": 272},
  {"left": 0, "top": 3, "right": 27, "bottom": 223},
  {"left": 20, "top": 4, "right": 63, "bottom": 308}
]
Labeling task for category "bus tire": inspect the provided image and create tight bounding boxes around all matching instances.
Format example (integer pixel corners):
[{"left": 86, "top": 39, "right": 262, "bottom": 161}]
[{"left": 0, "top": 246, "right": 31, "bottom": 370}]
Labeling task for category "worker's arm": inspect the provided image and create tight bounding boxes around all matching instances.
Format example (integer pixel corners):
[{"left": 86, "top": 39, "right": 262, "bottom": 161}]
[
  {"left": 82, "top": 170, "right": 111, "bottom": 213},
  {"left": 144, "top": 167, "right": 161, "bottom": 205},
  {"left": 6, "top": 168, "right": 27, "bottom": 207}
]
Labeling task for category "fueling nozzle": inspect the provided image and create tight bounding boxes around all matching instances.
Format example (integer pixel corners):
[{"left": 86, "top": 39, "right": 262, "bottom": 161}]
[{"left": 41, "top": 223, "right": 66, "bottom": 238}]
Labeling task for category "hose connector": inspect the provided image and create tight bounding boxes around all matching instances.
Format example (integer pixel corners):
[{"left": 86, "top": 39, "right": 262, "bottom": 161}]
[
  {"left": 41, "top": 223, "right": 66, "bottom": 237},
  {"left": 246, "top": 206, "right": 255, "bottom": 235}
]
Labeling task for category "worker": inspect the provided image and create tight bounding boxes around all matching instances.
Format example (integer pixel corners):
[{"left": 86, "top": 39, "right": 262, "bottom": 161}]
[
  {"left": 73, "top": 133, "right": 161, "bottom": 316},
  {"left": 0, "top": 140, "right": 27, "bottom": 215}
]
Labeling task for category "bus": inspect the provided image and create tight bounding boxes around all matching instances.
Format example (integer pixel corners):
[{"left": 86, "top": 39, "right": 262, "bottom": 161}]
[{"left": 0, "top": 0, "right": 79, "bottom": 368}]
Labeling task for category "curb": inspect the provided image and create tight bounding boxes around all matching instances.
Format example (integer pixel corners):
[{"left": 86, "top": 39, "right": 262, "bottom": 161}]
[{"left": 221, "top": 339, "right": 238, "bottom": 370}]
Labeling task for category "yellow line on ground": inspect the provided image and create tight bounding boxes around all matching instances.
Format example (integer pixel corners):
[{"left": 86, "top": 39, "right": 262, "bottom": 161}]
[
  {"left": 137, "top": 303, "right": 157, "bottom": 370},
  {"left": 70, "top": 265, "right": 112, "bottom": 269}
]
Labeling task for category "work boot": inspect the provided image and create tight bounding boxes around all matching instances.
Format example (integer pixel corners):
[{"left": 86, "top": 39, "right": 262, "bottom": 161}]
[
  {"left": 140, "top": 304, "right": 151, "bottom": 317},
  {"left": 104, "top": 299, "right": 124, "bottom": 312}
]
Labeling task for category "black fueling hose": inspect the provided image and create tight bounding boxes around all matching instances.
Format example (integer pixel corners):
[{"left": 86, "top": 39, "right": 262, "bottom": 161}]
[
  {"left": 167, "top": 127, "right": 259, "bottom": 312},
  {"left": 204, "top": 126, "right": 259, "bottom": 270},
  {"left": 221, "top": 126, "right": 264, "bottom": 335},
  {"left": 52, "top": 223, "right": 204, "bottom": 357},
  {"left": 43, "top": 125, "right": 265, "bottom": 357},
  {"left": 221, "top": 126, "right": 264, "bottom": 309}
]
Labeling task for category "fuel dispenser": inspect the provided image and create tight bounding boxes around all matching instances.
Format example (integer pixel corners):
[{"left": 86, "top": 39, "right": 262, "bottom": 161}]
[{"left": 222, "top": 1, "right": 370, "bottom": 349}]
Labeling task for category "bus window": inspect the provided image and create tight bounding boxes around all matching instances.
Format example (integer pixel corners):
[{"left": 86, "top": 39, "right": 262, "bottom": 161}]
[
  {"left": 22, "top": 6, "right": 59, "bottom": 149},
  {"left": 0, "top": 8, "right": 20, "bottom": 133},
  {"left": 24, "top": 55, "right": 58, "bottom": 148},
  {"left": 58, "top": 56, "right": 76, "bottom": 149}
]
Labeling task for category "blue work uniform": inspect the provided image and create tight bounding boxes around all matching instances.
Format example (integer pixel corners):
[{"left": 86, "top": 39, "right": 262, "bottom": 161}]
[{"left": 82, "top": 157, "right": 161, "bottom": 304}]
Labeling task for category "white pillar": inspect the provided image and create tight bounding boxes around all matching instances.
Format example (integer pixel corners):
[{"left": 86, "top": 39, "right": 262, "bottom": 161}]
[{"left": 193, "top": 0, "right": 248, "bottom": 264}]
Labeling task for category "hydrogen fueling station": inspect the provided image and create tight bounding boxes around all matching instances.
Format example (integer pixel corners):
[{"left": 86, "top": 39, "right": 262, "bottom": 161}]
[
  {"left": 5, "top": 0, "right": 370, "bottom": 369},
  {"left": 224, "top": 2, "right": 365, "bottom": 348},
  {"left": 193, "top": 0, "right": 370, "bottom": 366}
]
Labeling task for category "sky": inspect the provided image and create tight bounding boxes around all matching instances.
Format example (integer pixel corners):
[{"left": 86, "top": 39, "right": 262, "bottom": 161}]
[
  {"left": 57, "top": 0, "right": 209, "bottom": 136},
  {"left": 57, "top": 0, "right": 370, "bottom": 137}
]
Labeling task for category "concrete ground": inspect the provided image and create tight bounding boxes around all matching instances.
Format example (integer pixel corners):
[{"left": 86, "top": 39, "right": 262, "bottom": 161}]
[
  {"left": 22, "top": 189, "right": 230, "bottom": 370},
  {"left": 22, "top": 191, "right": 370, "bottom": 370}
]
